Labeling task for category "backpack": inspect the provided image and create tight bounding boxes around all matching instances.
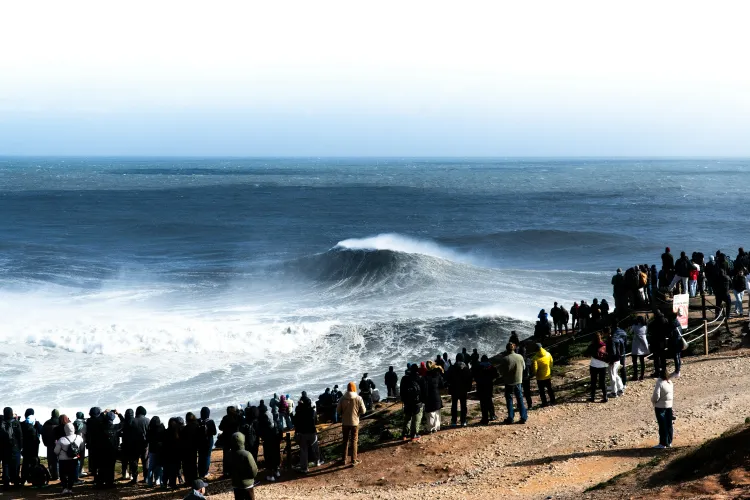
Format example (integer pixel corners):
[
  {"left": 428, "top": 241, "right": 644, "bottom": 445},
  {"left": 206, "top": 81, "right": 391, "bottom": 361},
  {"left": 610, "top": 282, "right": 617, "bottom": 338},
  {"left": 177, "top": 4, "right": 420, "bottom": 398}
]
[
  {"left": 30, "top": 463, "right": 51, "bottom": 488},
  {"left": 1, "top": 420, "right": 14, "bottom": 447},
  {"left": 401, "top": 378, "right": 421, "bottom": 405},
  {"left": 595, "top": 344, "right": 608, "bottom": 362},
  {"left": 64, "top": 436, "right": 80, "bottom": 458}
]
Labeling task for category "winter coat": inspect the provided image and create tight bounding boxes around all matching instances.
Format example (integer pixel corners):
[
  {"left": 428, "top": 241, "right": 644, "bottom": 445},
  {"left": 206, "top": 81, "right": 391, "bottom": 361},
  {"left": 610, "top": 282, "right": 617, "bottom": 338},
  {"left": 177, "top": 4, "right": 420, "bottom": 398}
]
[
  {"left": 446, "top": 361, "right": 473, "bottom": 396},
  {"left": 41, "top": 417, "right": 59, "bottom": 448},
  {"left": 146, "top": 418, "right": 165, "bottom": 455},
  {"left": 400, "top": 372, "right": 427, "bottom": 410},
  {"left": 669, "top": 320, "right": 685, "bottom": 354},
  {"left": 531, "top": 348, "right": 553, "bottom": 381},
  {"left": 20, "top": 417, "right": 42, "bottom": 456},
  {"left": 423, "top": 370, "right": 444, "bottom": 412},
  {"left": 631, "top": 324, "right": 649, "bottom": 356},
  {"left": 53, "top": 423, "right": 83, "bottom": 461},
  {"left": 651, "top": 379, "right": 674, "bottom": 408},
  {"left": 229, "top": 432, "right": 258, "bottom": 489},
  {"left": 384, "top": 370, "right": 398, "bottom": 387},
  {"left": 587, "top": 340, "right": 609, "bottom": 369},
  {"left": 292, "top": 403, "right": 317, "bottom": 435},
  {"left": 499, "top": 352, "right": 525, "bottom": 385},
  {"left": 473, "top": 361, "right": 498, "bottom": 394},
  {"left": 733, "top": 274, "right": 747, "bottom": 293},
  {"left": 1, "top": 410, "right": 23, "bottom": 453},
  {"left": 336, "top": 392, "right": 366, "bottom": 427}
]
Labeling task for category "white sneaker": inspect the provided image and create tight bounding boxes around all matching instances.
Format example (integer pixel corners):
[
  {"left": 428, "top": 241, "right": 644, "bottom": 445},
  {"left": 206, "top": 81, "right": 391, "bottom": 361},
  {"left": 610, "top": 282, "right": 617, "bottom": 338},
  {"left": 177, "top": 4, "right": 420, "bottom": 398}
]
[
  {"left": 275, "top": 470, "right": 281, "bottom": 478},
  {"left": 265, "top": 475, "right": 275, "bottom": 482}
]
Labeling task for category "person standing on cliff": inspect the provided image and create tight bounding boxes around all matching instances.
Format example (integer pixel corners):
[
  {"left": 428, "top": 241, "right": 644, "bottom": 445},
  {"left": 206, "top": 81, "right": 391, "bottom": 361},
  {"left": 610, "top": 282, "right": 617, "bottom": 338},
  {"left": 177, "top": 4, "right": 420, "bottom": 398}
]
[
  {"left": 446, "top": 353, "right": 472, "bottom": 427},
  {"left": 336, "top": 382, "right": 366, "bottom": 466},
  {"left": 358, "top": 373, "right": 376, "bottom": 411},
  {"left": 384, "top": 367, "right": 399, "bottom": 398},
  {"left": 531, "top": 343, "right": 555, "bottom": 406},
  {"left": 499, "top": 343, "right": 527, "bottom": 424},
  {"left": 571, "top": 302, "right": 579, "bottom": 331},
  {"left": 651, "top": 370, "right": 674, "bottom": 449}
]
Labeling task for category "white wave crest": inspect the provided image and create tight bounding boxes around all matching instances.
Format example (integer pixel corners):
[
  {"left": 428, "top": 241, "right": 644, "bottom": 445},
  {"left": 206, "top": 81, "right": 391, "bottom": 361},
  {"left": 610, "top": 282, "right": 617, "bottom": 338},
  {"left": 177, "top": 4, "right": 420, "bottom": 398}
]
[{"left": 335, "top": 233, "right": 472, "bottom": 263}]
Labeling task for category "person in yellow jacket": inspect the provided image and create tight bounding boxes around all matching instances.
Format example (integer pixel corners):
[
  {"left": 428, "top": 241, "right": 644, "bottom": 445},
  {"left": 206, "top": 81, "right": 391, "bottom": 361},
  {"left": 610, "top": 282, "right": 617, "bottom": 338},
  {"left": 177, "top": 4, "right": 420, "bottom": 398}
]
[{"left": 531, "top": 343, "right": 556, "bottom": 406}]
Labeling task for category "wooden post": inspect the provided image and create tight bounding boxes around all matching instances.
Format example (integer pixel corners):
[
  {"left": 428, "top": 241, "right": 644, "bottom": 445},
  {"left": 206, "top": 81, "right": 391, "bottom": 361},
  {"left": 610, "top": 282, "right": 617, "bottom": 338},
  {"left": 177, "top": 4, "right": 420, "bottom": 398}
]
[
  {"left": 703, "top": 319, "right": 709, "bottom": 355},
  {"left": 701, "top": 293, "right": 706, "bottom": 321}
]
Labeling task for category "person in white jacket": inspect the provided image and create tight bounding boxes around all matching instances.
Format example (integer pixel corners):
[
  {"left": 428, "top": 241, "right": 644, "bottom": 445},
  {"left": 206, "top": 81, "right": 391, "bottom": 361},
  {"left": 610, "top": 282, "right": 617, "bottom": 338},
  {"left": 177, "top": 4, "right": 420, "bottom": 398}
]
[
  {"left": 54, "top": 422, "right": 84, "bottom": 494},
  {"left": 651, "top": 370, "right": 674, "bottom": 449}
]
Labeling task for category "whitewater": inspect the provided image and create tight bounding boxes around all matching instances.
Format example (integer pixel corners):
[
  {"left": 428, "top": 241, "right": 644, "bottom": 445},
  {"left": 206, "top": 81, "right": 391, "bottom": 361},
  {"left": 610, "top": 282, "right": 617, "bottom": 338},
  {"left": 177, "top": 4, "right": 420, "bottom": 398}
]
[{"left": 0, "top": 157, "right": 747, "bottom": 419}]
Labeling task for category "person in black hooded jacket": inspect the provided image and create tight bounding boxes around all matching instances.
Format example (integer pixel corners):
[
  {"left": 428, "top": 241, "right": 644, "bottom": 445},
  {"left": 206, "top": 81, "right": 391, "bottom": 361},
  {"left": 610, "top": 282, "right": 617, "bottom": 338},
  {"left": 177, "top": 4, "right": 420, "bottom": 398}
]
[
  {"left": 86, "top": 407, "right": 103, "bottom": 482},
  {"left": 446, "top": 353, "right": 472, "bottom": 427},
  {"left": 125, "top": 406, "right": 150, "bottom": 484},
  {"left": 473, "top": 355, "right": 499, "bottom": 424},
  {"left": 197, "top": 407, "right": 217, "bottom": 479},
  {"left": 239, "top": 406, "right": 260, "bottom": 462},
  {"left": 146, "top": 416, "right": 165, "bottom": 487},
  {"left": 180, "top": 412, "right": 200, "bottom": 484},
  {"left": 119, "top": 409, "right": 135, "bottom": 480},
  {"left": 97, "top": 410, "right": 123, "bottom": 489},
  {"left": 19, "top": 409, "right": 43, "bottom": 485},
  {"left": 1, "top": 407, "right": 23, "bottom": 488},
  {"left": 384, "top": 367, "right": 399, "bottom": 398},
  {"left": 219, "top": 406, "right": 241, "bottom": 478},
  {"left": 161, "top": 417, "right": 182, "bottom": 490},
  {"left": 42, "top": 409, "right": 61, "bottom": 480}
]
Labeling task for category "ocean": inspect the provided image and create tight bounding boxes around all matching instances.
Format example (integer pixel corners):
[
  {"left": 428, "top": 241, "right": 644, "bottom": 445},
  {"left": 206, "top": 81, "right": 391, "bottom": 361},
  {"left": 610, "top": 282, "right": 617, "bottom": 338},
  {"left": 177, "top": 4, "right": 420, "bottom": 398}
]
[{"left": 0, "top": 157, "right": 747, "bottom": 418}]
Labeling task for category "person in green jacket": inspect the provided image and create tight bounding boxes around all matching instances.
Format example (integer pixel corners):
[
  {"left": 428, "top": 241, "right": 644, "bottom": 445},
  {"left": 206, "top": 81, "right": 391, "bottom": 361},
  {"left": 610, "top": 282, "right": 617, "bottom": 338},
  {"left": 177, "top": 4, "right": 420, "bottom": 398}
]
[
  {"left": 229, "top": 432, "right": 258, "bottom": 500},
  {"left": 498, "top": 342, "right": 528, "bottom": 424}
]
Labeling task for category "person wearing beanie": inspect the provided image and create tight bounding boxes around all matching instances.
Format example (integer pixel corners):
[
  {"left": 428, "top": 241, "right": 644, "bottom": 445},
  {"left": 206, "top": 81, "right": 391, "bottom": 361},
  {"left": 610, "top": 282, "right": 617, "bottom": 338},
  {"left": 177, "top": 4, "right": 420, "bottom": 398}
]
[
  {"left": 1, "top": 407, "right": 23, "bottom": 487},
  {"left": 126, "top": 406, "right": 150, "bottom": 484},
  {"left": 336, "top": 381, "right": 366, "bottom": 466},
  {"left": 20, "top": 408, "right": 44, "bottom": 485},
  {"left": 229, "top": 432, "right": 258, "bottom": 500},
  {"left": 42, "top": 409, "right": 61, "bottom": 480},
  {"left": 54, "top": 422, "right": 84, "bottom": 494},
  {"left": 96, "top": 410, "right": 123, "bottom": 489},
  {"left": 197, "top": 407, "right": 217, "bottom": 480},
  {"left": 73, "top": 411, "right": 88, "bottom": 478}
]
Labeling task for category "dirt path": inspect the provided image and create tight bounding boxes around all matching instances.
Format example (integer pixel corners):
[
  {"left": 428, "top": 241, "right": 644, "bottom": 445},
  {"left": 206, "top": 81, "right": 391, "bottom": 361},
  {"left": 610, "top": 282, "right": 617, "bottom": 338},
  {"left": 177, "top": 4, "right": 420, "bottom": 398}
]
[{"left": 209, "top": 348, "right": 750, "bottom": 500}]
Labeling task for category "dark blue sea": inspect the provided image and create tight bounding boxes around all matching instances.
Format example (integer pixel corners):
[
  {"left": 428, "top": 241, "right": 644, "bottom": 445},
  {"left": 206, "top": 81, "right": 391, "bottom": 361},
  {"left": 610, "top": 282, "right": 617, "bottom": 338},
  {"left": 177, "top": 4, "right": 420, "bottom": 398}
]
[{"left": 1, "top": 157, "right": 747, "bottom": 415}]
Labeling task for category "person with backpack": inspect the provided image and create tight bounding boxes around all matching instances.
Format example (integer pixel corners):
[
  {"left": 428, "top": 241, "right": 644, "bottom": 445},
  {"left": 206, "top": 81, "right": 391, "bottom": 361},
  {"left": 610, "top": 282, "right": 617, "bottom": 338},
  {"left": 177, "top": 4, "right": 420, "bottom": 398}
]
[
  {"left": 400, "top": 363, "right": 427, "bottom": 440},
  {"left": 20, "top": 409, "right": 43, "bottom": 486},
  {"left": 125, "top": 406, "right": 150, "bottom": 484},
  {"left": 587, "top": 332, "right": 609, "bottom": 403},
  {"left": 219, "top": 406, "right": 241, "bottom": 478},
  {"left": 293, "top": 393, "right": 321, "bottom": 473},
  {"left": 258, "top": 402, "right": 281, "bottom": 481},
  {"left": 336, "top": 381, "right": 367, "bottom": 466},
  {"left": 1, "top": 407, "right": 23, "bottom": 488},
  {"left": 53, "top": 422, "right": 83, "bottom": 494},
  {"left": 96, "top": 410, "right": 123, "bottom": 489},
  {"left": 423, "top": 361, "right": 445, "bottom": 433},
  {"left": 197, "top": 407, "right": 217, "bottom": 480},
  {"left": 239, "top": 406, "right": 259, "bottom": 463},
  {"left": 146, "top": 416, "right": 165, "bottom": 487},
  {"left": 42, "top": 409, "right": 61, "bottom": 481},
  {"left": 73, "top": 412, "right": 87, "bottom": 478},
  {"left": 384, "top": 366, "right": 399, "bottom": 398},
  {"left": 446, "top": 353, "right": 473, "bottom": 427},
  {"left": 669, "top": 251, "right": 694, "bottom": 294}
]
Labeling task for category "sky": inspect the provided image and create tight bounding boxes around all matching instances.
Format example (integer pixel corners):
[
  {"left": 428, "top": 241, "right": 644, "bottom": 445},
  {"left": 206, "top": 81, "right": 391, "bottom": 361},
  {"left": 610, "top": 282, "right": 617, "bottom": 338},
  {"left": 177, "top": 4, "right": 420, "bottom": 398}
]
[{"left": 1, "top": 0, "right": 749, "bottom": 156}]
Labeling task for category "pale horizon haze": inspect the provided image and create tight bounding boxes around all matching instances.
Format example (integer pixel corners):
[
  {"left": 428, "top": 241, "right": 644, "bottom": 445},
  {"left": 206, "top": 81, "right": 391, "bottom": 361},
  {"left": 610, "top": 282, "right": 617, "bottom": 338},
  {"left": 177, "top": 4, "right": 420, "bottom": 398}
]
[{"left": 2, "top": 0, "right": 749, "bottom": 156}]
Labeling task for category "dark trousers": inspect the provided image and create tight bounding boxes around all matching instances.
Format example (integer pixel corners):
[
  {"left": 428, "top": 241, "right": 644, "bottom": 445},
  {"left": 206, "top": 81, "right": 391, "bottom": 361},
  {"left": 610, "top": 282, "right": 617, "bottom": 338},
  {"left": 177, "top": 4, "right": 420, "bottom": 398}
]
[
  {"left": 234, "top": 487, "right": 256, "bottom": 500},
  {"left": 386, "top": 384, "right": 397, "bottom": 397},
  {"left": 361, "top": 394, "right": 372, "bottom": 411},
  {"left": 182, "top": 452, "right": 198, "bottom": 484},
  {"left": 21, "top": 452, "right": 39, "bottom": 485},
  {"left": 674, "top": 352, "right": 682, "bottom": 374},
  {"left": 128, "top": 449, "right": 148, "bottom": 481},
  {"left": 198, "top": 438, "right": 214, "bottom": 478},
  {"left": 60, "top": 459, "right": 78, "bottom": 490},
  {"left": 554, "top": 321, "right": 567, "bottom": 335},
  {"left": 589, "top": 366, "right": 607, "bottom": 401},
  {"left": 478, "top": 390, "right": 496, "bottom": 422},
  {"left": 522, "top": 378, "right": 533, "bottom": 408},
  {"left": 163, "top": 462, "right": 179, "bottom": 489},
  {"left": 1, "top": 451, "right": 21, "bottom": 486},
  {"left": 96, "top": 455, "right": 116, "bottom": 488},
  {"left": 538, "top": 379, "right": 556, "bottom": 405},
  {"left": 632, "top": 355, "right": 646, "bottom": 379},
  {"left": 450, "top": 394, "right": 468, "bottom": 424},
  {"left": 47, "top": 448, "right": 59, "bottom": 480},
  {"left": 655, "top": 408, "right": 674, "bottom": 446}
]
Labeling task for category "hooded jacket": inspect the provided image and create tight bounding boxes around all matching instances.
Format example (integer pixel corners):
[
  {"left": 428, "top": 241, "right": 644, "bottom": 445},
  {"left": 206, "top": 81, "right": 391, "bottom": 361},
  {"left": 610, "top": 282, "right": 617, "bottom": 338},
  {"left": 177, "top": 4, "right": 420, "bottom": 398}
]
[
  {"left": 336, "top": 391, "right": 366, "bottom": 427},
  {"left": 198, "top": 407, "right": 217, "bottom": 447},
  {"left": 473, "top": 361, "right": 498, "bottom": 393},
  {"left": 423, "top": 369, "right": 444, "bottom": 412},
  {"left": 53, "top": 423, "right": 83, "bottom": 461},
  {"left": 20, "top": 414, "right": 42, "bottom": 456},
  {"left": 229, "top": 432, "right": 258, "bottom": 489},
  {"left": 531, "top": 348, "right": 553, "bottom": 381},
  {"left": 42, "top": 410, "right": 60, "bottom": 448},
  {"left": 147, "top": 417, "right": 165, "bottom": 455},
  {"left": 292, "top": 401, "right": 317, "bottom": 435},
  {"left": 1, "top": 407, "right": 23, "bottom": 453},
  {"left": 131, "top": 406, "right": 150, "bottom": 450},
  {"left": 86, "top": 408, "right": 102, "bottom": 453},
  {"left": 446, "top": 356, "right": 473, "bottom": 396},
  {"left": 384, "top": 368, "right": 398, "bottom": 387}
]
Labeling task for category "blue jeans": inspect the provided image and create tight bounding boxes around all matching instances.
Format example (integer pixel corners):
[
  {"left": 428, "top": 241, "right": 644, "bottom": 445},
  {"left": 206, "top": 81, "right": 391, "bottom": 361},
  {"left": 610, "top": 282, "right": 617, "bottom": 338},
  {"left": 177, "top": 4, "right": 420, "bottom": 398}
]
[
  {"left": 674, "top": 351, "right": 682, "bottom": 374},
  {"left": 504, "top": 384, "right": 528, "bottom": 422},
  {"left": 1, "top": 450, "right": 21, "bottom": 486},
  {"left": 146, "top": 452, "right": 163, "bottom": 486},
  {"left": 198, "top": 438, "right": 213, "bottom": 479},
  {"left": 689, "top": 279, "right": 697, "bottom": 297},
  {"left": 734, "top": 290, "right": 745, "bottom": 315},
  {"left": 655, "top": 407, "right": 673, "bottom": 446}
]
